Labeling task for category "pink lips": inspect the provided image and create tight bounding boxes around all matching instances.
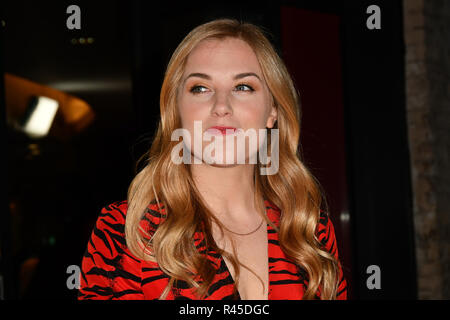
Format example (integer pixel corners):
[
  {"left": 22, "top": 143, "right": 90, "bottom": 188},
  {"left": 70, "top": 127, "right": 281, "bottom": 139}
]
[{"left": 206, "top": 126, "right": 237, "bottom": 135}]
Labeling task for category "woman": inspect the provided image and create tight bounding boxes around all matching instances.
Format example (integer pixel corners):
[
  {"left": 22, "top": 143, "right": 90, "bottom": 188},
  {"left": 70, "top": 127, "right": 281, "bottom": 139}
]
[{"left": 78, "top": 18, "right": 347, "bottom": 300}]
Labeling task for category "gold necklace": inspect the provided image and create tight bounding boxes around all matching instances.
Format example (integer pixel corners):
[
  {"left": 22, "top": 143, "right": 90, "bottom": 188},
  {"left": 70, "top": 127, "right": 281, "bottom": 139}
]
[{"left": 221, "top": 218, "right": 265, "bottom": 236}]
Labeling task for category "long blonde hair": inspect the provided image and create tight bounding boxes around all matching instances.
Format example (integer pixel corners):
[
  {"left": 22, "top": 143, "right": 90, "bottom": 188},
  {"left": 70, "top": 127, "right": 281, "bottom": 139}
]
[{"left": 125, "top": 18, "right": 340, "bottom": 299}]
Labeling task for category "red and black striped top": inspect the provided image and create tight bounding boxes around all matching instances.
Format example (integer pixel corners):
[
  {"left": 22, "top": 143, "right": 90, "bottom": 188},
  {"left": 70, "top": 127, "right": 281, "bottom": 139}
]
[{"left": 78, "top": 200, "right": 347, "bottom": 300}]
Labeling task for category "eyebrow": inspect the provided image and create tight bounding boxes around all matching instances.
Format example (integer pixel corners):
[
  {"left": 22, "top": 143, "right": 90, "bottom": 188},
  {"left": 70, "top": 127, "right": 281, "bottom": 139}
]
[{"left": 183, "top": 72, "right": 262, "bottom": 84}]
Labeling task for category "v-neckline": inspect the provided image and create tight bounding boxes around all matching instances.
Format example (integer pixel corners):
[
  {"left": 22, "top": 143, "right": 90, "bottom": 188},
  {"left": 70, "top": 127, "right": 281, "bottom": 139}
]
[
  {"left": 219, "top": 220, "right": 270, "bottom": 300},
  {"left": 191, "top": 200, "right": 280, "bottom": 300},
  {"left": 217, "top": 200, "right": 277, "bottom": 300}
]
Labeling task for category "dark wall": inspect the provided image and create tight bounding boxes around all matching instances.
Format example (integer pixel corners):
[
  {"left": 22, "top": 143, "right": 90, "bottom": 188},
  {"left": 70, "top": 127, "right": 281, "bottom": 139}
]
[
  {"left": 2, "top": 0, "right": 137, "bottom": 299},
  {"left": 340, "top": 0, "right": 417, "bottom": 299}
]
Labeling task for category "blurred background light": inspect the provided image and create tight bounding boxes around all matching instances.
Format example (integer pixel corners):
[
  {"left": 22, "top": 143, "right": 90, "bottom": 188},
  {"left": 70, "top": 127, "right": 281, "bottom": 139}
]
[
  {"left": 4, "top": 73, "right": 95, "bottom": 141},
  {"left": 22, "top": 96, "right": 59, "bottom": 138}
]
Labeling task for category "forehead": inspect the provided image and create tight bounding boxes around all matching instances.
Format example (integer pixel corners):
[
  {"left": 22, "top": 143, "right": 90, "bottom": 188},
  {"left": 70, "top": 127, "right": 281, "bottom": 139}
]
[{"left": 184, "top": 38, "right": 262, "bottom": 75}]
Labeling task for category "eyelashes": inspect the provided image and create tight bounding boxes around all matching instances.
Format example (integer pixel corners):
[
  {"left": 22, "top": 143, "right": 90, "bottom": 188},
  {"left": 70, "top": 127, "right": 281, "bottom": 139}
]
[
  {"left": 235, "top": 84, "right": 255, "bottom": 92},
  {"left": 189, "top": 84, "right": 255, "bottom": 94},
  {"left": 189, "top": 85, "right": 208, "bottom": 94}
]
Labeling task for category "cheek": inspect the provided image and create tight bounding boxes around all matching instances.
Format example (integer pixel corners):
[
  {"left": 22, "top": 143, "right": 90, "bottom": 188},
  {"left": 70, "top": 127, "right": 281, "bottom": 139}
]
[
  {"left": 240, "top": 98, "right": 272, "bottom": 128},
  {"left": 178, "top": 98, "right": 204, "bottom": 127}
]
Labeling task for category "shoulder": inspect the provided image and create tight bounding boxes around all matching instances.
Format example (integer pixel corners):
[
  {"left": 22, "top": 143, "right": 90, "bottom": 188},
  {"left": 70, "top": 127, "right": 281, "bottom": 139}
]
[
  {"left": 92, "top": 200, "right": 167, "bottom": 242},
  {"left": 86, "top": 200, "right": 129, "bottom": 260},
  {"left": 97, "top": 200, "right": 129, "bottom": 226},
  {"left": 137, "top": 200, "right": 167, "bottom": 241},
  {"left": 316, "top": 211, "right": 348, "bottom": 299},
  {"left": 316, "top": 210, "right": 338, "bottom": 258},
  {"left": 92, "top": 200, "right": 129, "bottom": 241}
]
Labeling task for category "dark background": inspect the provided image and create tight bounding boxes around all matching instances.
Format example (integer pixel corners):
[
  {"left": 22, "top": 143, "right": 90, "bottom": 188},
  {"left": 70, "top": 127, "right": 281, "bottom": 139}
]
[{"left": 0, "top": 0, "right": 416, "bottom": 299}]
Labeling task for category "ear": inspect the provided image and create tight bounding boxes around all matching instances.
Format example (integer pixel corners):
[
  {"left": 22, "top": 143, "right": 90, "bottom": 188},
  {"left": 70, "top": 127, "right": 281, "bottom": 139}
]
[{"left": 266, "top": 105, "right": 278, "bottom": 129}]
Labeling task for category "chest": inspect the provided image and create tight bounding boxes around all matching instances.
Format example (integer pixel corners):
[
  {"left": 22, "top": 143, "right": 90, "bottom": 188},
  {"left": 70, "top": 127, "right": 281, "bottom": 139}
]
[{"left": 214, "top": 224, "right": 269, "bottom": 300}]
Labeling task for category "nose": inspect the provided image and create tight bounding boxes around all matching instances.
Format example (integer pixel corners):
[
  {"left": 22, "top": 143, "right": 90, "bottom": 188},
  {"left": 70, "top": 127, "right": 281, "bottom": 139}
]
[{"left": 211, "top": 90, "right": 232, "bottom": 117}]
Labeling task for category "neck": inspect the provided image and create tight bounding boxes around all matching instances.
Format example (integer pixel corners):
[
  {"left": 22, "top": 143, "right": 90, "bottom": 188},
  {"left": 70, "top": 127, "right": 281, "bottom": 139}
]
[{"left": 190, "top": 163, "right": 261, "bottom": 223}]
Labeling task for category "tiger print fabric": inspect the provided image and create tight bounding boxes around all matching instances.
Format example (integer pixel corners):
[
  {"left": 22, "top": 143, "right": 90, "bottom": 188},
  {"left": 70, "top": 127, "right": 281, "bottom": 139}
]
[{"left": 78, "top": 200, "right": 347, "bottom": 300}]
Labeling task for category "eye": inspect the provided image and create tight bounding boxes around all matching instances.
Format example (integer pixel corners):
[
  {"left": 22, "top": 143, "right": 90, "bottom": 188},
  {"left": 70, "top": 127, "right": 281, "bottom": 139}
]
[
  {"left": 189, "top": 85, "right": 209, "bottom": 94},
  {"left": 234, "top": 84, "right": 254, "bottom": 92}
]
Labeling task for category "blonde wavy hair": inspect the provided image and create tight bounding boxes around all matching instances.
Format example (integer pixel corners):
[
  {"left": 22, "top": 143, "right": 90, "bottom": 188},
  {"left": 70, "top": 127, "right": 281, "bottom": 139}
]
[{"left": 125, "top": 18, "right": 340, "bottom": 299}]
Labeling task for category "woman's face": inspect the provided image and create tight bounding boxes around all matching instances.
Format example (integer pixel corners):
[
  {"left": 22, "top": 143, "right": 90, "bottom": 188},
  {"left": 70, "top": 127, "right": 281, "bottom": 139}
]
[{"left": 177, "top": 37, "right": 277, "bottom": 165}]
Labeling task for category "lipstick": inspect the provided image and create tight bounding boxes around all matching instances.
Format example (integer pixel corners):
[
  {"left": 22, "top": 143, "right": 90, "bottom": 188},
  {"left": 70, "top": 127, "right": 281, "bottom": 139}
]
[{"left": 206, "top": 126, "right": 237, "bottom": 135}]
